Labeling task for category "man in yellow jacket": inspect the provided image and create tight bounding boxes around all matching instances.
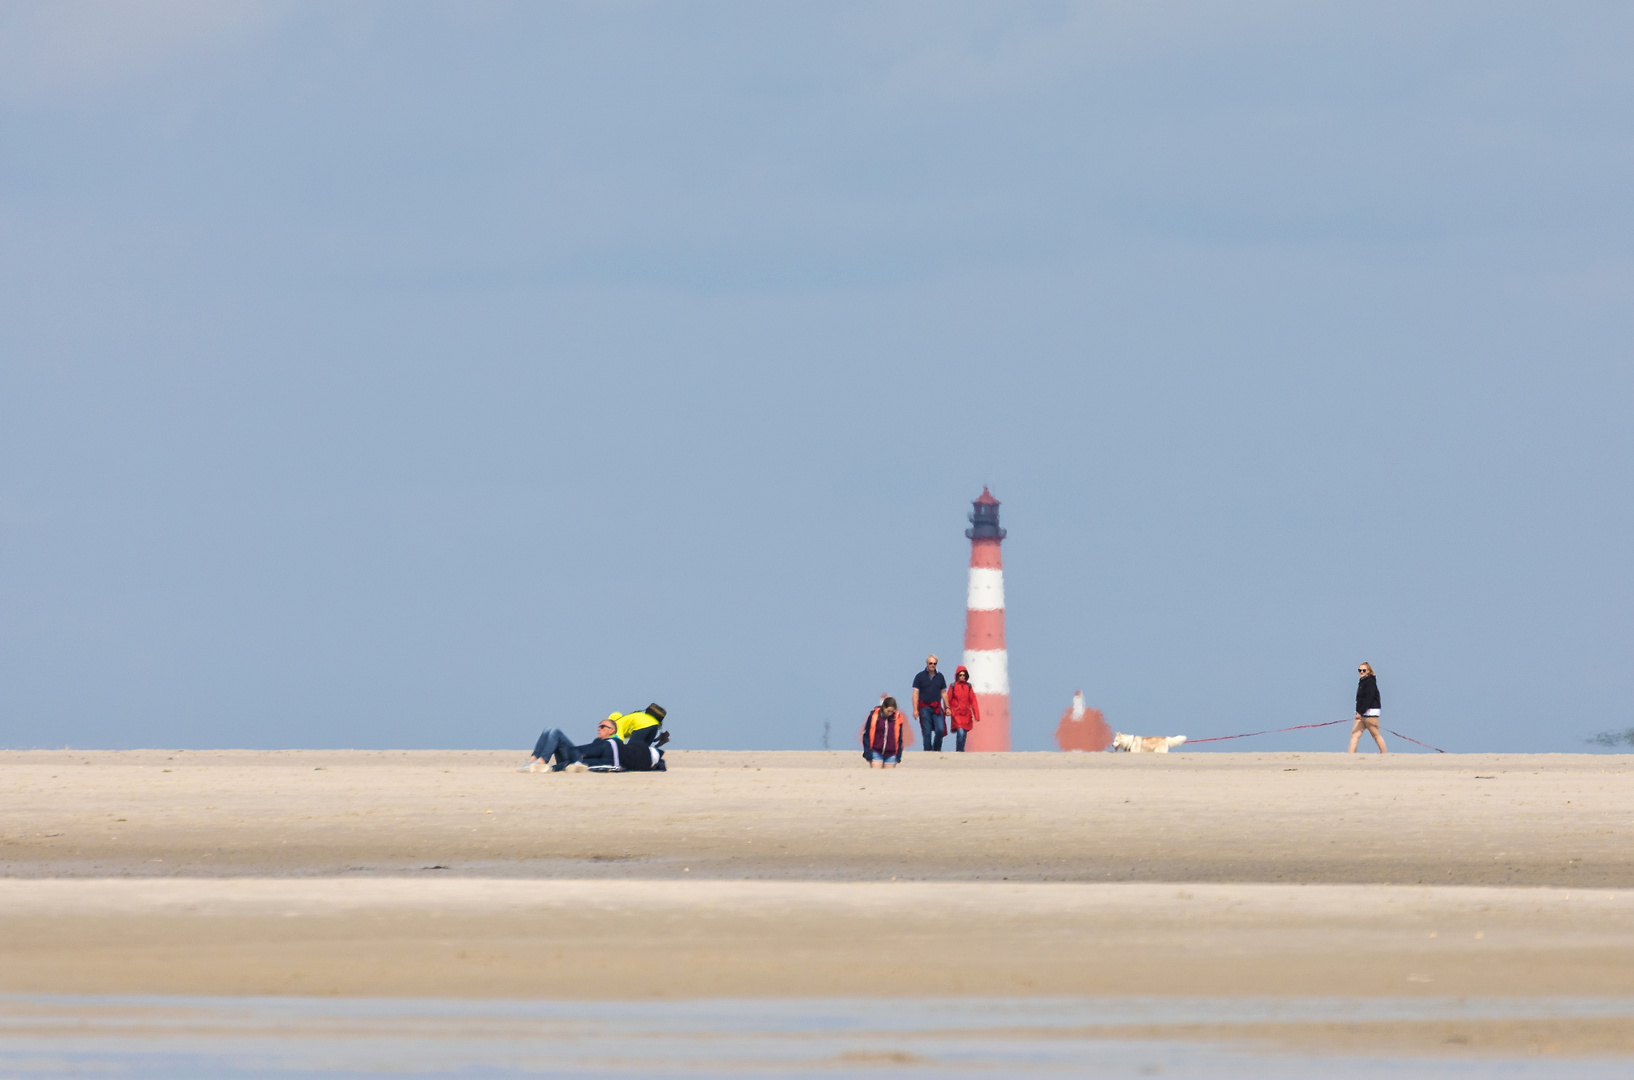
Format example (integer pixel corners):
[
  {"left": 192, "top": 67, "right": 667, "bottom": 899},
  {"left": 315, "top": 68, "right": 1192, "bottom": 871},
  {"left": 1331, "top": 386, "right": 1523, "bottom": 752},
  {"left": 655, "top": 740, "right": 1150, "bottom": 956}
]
[{"left": 610, "top": 703, "right": 667, "bottom": 746}]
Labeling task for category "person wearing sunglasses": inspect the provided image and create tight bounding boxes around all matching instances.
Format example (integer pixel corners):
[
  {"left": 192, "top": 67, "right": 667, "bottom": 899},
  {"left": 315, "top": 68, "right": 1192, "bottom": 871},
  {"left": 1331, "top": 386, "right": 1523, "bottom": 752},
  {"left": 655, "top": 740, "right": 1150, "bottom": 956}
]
[
  {"left": 945, "top": 665, "right": 981, "bottom": 752},
  {"left": 911, "top": 654, "right": 950, "bottom": 752},
  {"left": 526, "top": 714, "right": 666, "bottom": 772},
  {"left": 1348, "top": 662, "right": 1387, "bottom": 754},
  {"left": 525, "top": 719, "right": 609, "bottom": 772}
]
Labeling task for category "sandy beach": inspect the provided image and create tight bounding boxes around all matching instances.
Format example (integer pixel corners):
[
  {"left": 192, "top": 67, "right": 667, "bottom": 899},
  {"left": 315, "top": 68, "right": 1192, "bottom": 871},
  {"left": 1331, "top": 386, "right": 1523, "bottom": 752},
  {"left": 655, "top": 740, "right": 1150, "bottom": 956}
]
[{"left": 4, "top": 748, "right": 1633, "bottom": 1057}]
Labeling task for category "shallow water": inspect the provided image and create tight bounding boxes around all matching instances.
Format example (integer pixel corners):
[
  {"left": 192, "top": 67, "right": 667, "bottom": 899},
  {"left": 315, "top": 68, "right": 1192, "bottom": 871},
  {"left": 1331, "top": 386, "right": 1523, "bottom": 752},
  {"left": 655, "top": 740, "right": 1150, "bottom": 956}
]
[{"left": 2, "top": 995, "right": 1631, "bottom": 1077}]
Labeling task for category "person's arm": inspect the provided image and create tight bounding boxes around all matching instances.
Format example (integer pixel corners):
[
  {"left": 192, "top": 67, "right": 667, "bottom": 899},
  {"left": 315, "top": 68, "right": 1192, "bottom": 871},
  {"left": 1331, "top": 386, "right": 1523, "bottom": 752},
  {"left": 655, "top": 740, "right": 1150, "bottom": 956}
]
[
  {"left": 970, "top": 688, "right": 981, "bottom": 724},
  {"left": 910, "top": 677, "right": 921, "bottom": 714}
]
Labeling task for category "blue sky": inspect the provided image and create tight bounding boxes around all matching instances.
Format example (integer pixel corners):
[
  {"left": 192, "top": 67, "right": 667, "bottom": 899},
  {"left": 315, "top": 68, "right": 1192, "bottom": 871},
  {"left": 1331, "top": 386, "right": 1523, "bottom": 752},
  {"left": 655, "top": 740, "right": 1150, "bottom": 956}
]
[{"left": 2, "top": 1, "right": 1630, "bottom": 752}]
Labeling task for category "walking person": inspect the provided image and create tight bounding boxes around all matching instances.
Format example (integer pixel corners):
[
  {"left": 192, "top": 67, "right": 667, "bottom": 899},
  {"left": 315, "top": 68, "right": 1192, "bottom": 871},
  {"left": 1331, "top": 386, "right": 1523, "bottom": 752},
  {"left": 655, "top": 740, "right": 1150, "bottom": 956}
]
[
  {"left": 1348, "top": 662, "right": 1387, "bottom": 754},
  {"left": 945, "top": 664, "right": 981, "bottom": 752},
  {"left": 911, "top": 654, "right": 949, "bottom": 751},
  {"left": 862, "top": 697, "right": 906, "bottom": 769}
]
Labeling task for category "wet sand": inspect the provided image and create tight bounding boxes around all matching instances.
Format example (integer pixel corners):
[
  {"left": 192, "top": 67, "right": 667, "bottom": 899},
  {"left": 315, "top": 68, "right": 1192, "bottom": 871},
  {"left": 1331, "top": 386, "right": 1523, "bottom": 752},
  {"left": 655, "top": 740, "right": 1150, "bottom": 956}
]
[
  {"left": 3, "top": 994, "right": 1633, "bottom": 1068},
  {"left": 3, "top": 749, "right": 1633, "bottom": 1056}
]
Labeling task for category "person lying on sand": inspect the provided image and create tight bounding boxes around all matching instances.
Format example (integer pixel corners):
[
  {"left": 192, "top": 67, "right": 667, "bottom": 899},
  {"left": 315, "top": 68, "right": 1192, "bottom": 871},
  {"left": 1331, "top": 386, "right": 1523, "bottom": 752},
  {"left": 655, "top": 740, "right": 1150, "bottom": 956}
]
[{"left": 527, "top": 716, "right": 667, "bottom": 773}]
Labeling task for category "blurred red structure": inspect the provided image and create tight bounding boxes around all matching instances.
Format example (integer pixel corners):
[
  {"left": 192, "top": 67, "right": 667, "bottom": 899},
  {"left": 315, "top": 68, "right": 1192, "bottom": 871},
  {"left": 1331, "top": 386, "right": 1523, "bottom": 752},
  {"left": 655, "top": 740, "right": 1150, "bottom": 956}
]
[{"left": 1054, "top": 690, "right": 1112, "bottom": 752}]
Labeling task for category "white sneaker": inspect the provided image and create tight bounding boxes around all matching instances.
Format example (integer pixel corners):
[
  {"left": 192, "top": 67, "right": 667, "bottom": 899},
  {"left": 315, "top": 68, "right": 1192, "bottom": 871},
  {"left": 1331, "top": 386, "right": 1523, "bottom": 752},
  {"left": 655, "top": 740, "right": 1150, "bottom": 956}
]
[
  {"left": 525, "top": 761, "right": 549, "bottom": 773},
  {"left": 562, "top": 761, "right": 589, "bottom": 773}
]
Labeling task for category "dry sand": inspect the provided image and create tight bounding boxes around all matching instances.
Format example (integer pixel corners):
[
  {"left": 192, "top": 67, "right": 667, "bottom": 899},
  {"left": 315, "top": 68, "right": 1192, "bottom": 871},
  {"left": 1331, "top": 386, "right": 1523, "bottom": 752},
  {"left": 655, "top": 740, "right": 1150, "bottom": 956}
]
[
  {"left": 6, "top": 749, "right": 1630, "bottom": 885},
  {"left": 4, "top": 748, "right": 1633, "bottom": 1055}
]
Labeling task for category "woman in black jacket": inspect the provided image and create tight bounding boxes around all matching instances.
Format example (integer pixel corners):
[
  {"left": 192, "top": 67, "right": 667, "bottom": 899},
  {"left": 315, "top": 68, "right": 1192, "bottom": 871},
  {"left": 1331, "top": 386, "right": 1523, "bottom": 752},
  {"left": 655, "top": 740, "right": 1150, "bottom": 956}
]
[{"left": 1348, "top": 662, "right": 1387, "bottom": 753}]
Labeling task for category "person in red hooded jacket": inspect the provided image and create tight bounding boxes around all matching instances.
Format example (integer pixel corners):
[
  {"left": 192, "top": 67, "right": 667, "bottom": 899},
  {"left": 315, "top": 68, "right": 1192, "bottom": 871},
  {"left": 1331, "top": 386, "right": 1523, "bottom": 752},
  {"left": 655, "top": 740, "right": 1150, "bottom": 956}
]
[{"left": 945, "top": 665, "right": 981, "bottom": 752}]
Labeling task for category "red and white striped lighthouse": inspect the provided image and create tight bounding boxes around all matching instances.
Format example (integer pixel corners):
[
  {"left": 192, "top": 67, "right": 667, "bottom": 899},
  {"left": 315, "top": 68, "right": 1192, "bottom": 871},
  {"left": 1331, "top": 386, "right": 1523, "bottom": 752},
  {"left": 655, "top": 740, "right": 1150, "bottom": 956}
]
[{"left": 962, "top": 487, "right": 1010, "bottom": 752}]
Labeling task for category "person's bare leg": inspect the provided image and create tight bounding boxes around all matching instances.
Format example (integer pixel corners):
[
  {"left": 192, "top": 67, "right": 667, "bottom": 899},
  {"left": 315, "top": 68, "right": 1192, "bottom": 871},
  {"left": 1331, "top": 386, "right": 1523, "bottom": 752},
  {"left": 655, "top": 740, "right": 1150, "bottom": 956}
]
[
  {"left": 869, "top": 759, "right": 883, "bottom": 769},
  {"left": 1367, "top": 719, "right": 1388, "bottom": 754},
  {"left": 1348, "top": 717, "right": 1364, "bottom": 753},
  {"left": 882, "top": 761, "right": 896, "bottom": 769}
]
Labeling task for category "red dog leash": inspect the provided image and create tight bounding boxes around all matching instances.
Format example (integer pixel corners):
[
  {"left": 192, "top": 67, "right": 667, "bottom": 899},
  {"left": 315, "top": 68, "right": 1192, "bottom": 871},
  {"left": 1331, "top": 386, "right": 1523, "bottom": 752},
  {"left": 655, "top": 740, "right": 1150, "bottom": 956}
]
[
  {"left": 1188, "top": 718, "right": 1348, "bottom": 744},
  {"left": 1385, "top": 728, "right": 1446, "bottom": 753},
  {"left": 1189, "top": 718, "right": 1448, "bottom": 752}
]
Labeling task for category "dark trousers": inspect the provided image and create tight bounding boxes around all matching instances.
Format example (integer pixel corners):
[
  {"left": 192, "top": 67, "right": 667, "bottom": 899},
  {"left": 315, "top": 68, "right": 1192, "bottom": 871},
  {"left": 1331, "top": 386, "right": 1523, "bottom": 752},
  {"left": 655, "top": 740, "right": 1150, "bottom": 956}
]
[
  {"left": 918, "top": 707, "right": 945, "bottom": 751},
  {"left": 531, "top": 728, "right": 582, "bottom": 769},
  {"left": 579, "top": 739, "right": 619, "bottom": 768},
  {"left": 952, "top": 728, "right": 968, "bottom": 752}
]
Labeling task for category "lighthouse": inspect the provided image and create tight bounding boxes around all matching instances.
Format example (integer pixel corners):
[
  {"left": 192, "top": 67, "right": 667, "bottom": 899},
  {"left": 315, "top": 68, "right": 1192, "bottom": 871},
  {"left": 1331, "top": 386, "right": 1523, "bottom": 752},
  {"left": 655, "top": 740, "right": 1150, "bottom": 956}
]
[{"left": 962, "top": 488, "right": 1010, "bottom": 751}]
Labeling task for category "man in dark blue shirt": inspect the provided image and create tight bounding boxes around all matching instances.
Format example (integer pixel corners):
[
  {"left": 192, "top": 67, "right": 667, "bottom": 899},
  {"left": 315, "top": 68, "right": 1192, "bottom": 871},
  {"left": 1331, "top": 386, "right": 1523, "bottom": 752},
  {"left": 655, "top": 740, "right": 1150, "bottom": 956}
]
[{"left": 911, "top": 654, "right": 950, "bottom": 752}]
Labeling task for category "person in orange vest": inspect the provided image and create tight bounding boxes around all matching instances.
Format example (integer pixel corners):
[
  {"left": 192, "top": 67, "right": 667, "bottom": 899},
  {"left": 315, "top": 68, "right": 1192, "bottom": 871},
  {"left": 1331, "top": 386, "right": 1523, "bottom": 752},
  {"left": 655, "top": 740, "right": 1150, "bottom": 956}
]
[
  {"left": 945, "top": 665, "right": 981, "bottom": 752},
  {"left": 860, "top": 696, "right": 906, "bottom": 769}
]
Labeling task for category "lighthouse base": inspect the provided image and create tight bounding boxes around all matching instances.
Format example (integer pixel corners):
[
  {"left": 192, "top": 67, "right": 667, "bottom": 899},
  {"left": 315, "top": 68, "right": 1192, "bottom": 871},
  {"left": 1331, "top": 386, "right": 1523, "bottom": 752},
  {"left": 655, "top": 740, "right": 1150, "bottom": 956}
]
[{"left": 966, "top": 694, "right": 1011, "bottom": 752}]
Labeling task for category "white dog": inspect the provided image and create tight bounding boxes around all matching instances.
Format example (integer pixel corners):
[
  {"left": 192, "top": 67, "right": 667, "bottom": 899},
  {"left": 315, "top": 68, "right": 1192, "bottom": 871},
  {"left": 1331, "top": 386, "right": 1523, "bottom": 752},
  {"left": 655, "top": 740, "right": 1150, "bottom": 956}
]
[{"left": 1111, "top": 732, "right": 1187, "bottom": 753}]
